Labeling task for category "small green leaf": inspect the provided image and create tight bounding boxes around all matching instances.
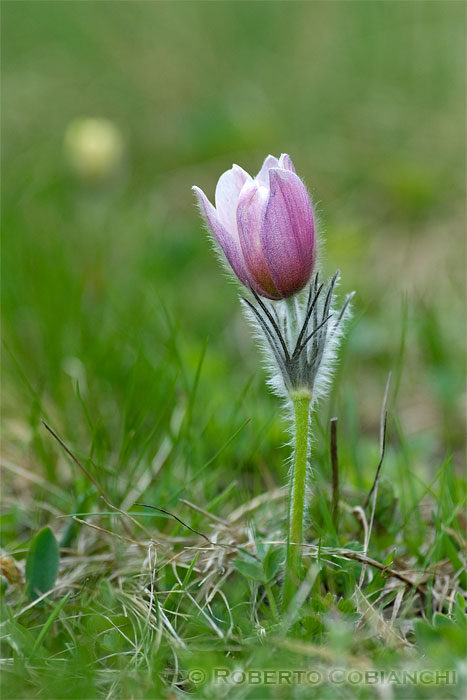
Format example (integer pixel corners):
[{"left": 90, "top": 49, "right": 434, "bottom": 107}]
[
  {"left": 442, "top": 534, "right": 467, "bottom": 590},
  {"left": 263, "top": 547, "right": 284, "bottom": 581},
  {"left": 254, "top": 539, "right": 266, "bottom": 561},
  {"left": 25, "top": 527, "right": 59, "bottom": 601},
  {"left": 232, "top": 558, "right": 265, "bottom": 582},
  {"left": 3, "top": 605, "right": 36, "bottom": 657},
  {"left": 337, "top": 598, "right": 356, "bottom": 615},
  {"left": 311, "top": 596, "right": 327, "bottom": 613},
  {"left": 32, "top": 591, "right": 71, "bottom": 652},
  {"left": 301, "top": 614, "right": 324, "bottom": 639},
  {"left": 413, "top": 619, "right": 437, "bottom": 647},
  {"left": 432, "top": 612, "right": 454, "bottom": 630}
]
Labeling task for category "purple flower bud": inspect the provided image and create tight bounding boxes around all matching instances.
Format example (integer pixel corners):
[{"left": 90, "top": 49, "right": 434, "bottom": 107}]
[{"left": 193, "top": 154, "right": 316, "bottom": 300}]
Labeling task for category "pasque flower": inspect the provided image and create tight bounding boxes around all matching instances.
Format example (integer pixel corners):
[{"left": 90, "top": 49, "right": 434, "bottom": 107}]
[
  {"left": 193, "top": 153, "right": 354, "bottom": 612},
  {"left": 193, "top": 154, "right": 316, "bottom": 299}
]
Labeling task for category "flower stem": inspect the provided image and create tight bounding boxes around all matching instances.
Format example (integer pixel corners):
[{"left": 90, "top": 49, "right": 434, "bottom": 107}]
[{"left": 282, "top": 395, "right": 311, "bottom": 611}]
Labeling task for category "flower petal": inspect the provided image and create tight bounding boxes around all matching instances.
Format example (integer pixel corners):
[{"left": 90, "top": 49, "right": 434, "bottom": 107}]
[
  {"left": 192, "top": 186, "right": 250, "bottom": 286},
  {"left": 255, "top": 154, "right": 280, "bottom": 186},
  {"left": 215, "top": 165, "right": 251, "bottom": 236},
  {"left": 278, "top": 153, "right": 296, "bottom": 173},
  {"left": 260, "top": 168, "right": 315, "bottom": 297},
  {"left": 236, "top": 181, "right": 281, "bottom": 299}
]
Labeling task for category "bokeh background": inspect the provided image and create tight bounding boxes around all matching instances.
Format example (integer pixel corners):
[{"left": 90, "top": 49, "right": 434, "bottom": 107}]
[{"left": 2, "top": 0, "right": 465, "bottom": 532}]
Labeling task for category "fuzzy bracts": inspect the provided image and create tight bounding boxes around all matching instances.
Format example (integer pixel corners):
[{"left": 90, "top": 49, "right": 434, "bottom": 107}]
[{"left": 240, "top": 271, "right": 354, "bottom": 405}]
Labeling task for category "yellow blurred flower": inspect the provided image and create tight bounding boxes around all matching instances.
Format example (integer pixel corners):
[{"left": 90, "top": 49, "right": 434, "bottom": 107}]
[{"left": 64, "top": 117, "right": 124, "bottom": 183}]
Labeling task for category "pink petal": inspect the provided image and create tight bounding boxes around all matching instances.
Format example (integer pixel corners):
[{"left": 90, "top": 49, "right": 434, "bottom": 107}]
[
  {"left": 215, "top": 165, "right": 251, "bottom": 236},
  {"left": 278, "top": 153, "right": 296, "bottom": 173},
  {"left": 260, "top": 168, "right": 315, "bottom": 297},
  {"left": 236, "top": 181, "right": 281, "bottom": 299},
  {"left": 255, "top": 154, "right": 280, "bottom": 186},
  {"left": 192, "top": 186, "right": 250, "bottom": 286}
]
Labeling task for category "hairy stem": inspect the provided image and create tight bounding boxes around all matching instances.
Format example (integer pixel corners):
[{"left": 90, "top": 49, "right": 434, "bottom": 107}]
[{"left": 282, "top": 395, "right": 311, "bottom": 610}]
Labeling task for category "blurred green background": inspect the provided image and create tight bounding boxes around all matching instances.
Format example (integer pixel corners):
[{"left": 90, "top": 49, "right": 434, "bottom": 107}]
[{"left": 2, "top": 1, "right": 465, "bottom": 524}]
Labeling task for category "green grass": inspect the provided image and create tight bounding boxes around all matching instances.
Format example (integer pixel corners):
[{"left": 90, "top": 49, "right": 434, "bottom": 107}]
[{"left": 1, "top": 2, "right": 466, "bottom": 698}]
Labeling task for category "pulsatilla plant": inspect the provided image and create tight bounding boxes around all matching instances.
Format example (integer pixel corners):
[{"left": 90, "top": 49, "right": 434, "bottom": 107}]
[{"left": 193, "top": 154, "right": 354, "bottom": 609}]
